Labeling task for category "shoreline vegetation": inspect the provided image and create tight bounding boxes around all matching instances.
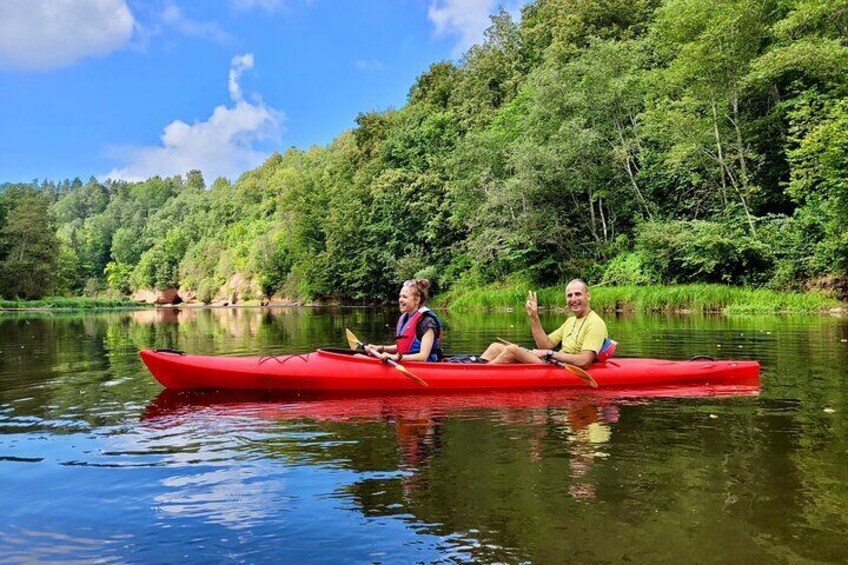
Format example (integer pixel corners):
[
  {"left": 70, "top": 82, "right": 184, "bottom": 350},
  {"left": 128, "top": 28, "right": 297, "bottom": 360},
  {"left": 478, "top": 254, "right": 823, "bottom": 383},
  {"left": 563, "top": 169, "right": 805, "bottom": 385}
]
[
  {"left": 434, "top": 283, "right": 843, "bottom": 314},
  {"left": 0, "top": 284, "right": 842, "bottom": 314},
  {"left": 0, "top": 297, "right": 151, "bottom": 311}
]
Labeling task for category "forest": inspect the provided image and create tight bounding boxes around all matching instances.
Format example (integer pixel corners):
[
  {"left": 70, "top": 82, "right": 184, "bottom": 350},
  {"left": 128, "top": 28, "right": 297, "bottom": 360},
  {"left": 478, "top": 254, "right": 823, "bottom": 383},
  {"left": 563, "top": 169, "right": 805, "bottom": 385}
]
[{"left": 1, "top": 0, "right": 846, "bottom": 302}]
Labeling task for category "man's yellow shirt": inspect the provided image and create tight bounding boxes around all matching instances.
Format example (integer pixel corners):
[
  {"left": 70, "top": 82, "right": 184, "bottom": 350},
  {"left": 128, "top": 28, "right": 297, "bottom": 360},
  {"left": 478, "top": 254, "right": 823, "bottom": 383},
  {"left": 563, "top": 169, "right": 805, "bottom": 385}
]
[{"left": 546, "top": 310, "right": 608, "bottom": 355}]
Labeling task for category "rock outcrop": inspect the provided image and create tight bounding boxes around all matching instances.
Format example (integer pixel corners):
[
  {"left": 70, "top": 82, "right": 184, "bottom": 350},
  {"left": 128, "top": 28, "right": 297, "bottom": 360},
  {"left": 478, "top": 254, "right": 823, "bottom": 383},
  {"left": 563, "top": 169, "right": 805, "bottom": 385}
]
[
  {"left": 132, "top": 287, "right": 182, "bottom": 305},
  {"left": 212, "top": 274, "right": 262, "bottom": 305},
  {"left": 135, "top": 274, "right": 271, "bottom": 306}
]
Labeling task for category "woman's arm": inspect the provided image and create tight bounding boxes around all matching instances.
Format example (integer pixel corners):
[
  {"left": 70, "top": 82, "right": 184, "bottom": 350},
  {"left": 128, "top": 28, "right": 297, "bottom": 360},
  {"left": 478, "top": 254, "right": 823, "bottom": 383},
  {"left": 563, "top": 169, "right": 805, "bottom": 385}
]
[
  {"left": 365, "top": 344, "right": 398, "bottom": 354},
  {"left": 382, "top": 329, "right": 434, "bottom": 362}
]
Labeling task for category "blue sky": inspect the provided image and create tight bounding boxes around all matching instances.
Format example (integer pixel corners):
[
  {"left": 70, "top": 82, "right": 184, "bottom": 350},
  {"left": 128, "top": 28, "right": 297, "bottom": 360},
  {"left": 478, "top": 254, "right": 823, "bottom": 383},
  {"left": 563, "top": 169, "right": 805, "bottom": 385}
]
[{"left": 0, "top": 0, "right": 523, "bottom": 184}]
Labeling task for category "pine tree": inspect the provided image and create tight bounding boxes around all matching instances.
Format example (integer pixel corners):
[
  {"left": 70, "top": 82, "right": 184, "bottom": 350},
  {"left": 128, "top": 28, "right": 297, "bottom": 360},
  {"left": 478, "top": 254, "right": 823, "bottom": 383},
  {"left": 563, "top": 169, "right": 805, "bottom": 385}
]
[{"left": 0, "top": 189, "right": 60, "bottom": 299}]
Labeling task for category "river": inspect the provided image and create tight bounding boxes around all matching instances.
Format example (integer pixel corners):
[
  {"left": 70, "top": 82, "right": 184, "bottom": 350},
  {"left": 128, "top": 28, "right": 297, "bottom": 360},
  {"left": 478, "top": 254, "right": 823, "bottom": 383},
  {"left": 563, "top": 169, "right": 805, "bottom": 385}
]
[{"left": 0, "top": 307, "right": 846, "bottom": 563}]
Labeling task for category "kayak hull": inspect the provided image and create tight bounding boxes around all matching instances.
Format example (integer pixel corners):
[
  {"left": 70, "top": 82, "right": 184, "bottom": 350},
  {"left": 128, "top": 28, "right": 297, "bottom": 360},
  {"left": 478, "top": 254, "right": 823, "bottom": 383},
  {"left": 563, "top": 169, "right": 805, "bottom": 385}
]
[{"left": 139, "top": 349, "right": 761, "bottom": 392}]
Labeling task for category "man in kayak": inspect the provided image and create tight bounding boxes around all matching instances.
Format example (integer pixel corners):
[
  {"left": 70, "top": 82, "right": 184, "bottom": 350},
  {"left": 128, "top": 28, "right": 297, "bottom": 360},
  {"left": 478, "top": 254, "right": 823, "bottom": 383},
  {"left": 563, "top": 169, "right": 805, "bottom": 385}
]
[
  {"left": 480, "top": 279, "right": 612, "bottom": 368},
  {"left": 365, "top": 278, "right": 444, "bottom": 362}
]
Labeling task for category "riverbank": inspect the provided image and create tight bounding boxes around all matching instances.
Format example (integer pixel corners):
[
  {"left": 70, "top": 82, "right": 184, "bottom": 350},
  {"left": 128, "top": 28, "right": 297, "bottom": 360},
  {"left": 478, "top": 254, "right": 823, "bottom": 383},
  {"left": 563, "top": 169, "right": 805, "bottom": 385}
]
[
  {"left": 2, "top": 284, "right": 842, "bottom": 314},
  {"left": 0, "top": 297, "right": 150, "bottom": 311},
  {"left": 435, "top": 283, "right": 843, "bottom": 314}
]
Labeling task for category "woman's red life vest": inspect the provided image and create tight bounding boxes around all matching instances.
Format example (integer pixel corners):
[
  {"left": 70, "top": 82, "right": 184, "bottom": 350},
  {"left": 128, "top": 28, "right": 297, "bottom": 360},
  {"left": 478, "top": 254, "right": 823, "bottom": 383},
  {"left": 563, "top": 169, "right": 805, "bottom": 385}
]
[{"left": 395, "top": 308, "right": 443, "bottom": 360}]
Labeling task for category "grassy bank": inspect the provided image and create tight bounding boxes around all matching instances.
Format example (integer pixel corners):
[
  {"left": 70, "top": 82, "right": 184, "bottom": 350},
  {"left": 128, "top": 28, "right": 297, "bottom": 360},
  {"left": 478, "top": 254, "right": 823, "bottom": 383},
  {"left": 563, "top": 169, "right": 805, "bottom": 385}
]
[
  {"left": 435, "top": 283, "right": 843, "bottom": 314},
  {"left": 0, "top": 297, "right": 150, "bottom": 311}
]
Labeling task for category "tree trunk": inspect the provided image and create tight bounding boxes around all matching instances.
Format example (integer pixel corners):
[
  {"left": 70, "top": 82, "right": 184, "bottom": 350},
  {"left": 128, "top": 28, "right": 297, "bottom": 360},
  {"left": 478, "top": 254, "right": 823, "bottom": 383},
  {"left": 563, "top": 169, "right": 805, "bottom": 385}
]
[{"left": 613, "top": 117, "right": 653, "bottom": 221}]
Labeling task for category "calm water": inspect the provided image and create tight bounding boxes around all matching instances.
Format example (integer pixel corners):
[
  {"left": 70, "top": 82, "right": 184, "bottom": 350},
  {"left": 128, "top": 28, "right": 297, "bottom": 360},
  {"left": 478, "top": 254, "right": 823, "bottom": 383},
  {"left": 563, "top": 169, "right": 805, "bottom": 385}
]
[{"left": 0, "top": 307, "right": 846, "bottom": 564}]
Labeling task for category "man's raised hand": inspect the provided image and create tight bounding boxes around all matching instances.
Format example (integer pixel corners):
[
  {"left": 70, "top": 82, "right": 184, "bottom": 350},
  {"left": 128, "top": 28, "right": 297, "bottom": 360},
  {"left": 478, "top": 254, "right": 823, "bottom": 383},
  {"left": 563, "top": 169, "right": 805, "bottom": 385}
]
[{"left": 525, "top": 290, "right": 539, "bottom": 318}]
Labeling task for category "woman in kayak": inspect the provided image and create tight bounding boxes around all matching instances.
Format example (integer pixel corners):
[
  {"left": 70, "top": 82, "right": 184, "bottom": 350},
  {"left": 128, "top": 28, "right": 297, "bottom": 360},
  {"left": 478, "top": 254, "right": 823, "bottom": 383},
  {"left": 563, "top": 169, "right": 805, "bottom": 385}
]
[
  {"left": 365, "top": 278, "right": 444, "bottom": 362},
  {"left": 480, "top": 279, "right": 614, "bottom": 368}
]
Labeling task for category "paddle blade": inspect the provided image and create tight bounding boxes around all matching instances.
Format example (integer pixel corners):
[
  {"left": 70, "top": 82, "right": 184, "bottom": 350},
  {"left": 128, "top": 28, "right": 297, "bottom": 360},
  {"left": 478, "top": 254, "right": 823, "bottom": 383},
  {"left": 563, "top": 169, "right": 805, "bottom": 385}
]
[
  {"left": 498, "top": 336, "right": 598, "bottom": 387},
  {"left": 563, "top": 364, "right": 598, "bottom": 388},
  {"left": 390, "top": 361, "right": 429, "bottom": 387},
  {"left": 345, "top": 328, "right": 362, "bottom": 350}
]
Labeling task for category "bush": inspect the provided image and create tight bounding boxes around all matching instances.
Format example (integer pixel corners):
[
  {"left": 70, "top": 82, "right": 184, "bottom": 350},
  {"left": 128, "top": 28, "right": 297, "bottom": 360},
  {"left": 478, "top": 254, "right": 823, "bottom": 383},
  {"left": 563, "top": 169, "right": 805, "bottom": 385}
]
[
  {"left": 83, "top": 277, "right": 102, "bottom": 297},
  {"left": 105, "top": 261, "right": 133, "bottom": 294},
  {"left": 180, "top": 239, "right": 225, "bottom": 291},
  {"left": 251, "top": 231, "right": 293, "bottom": 297},
  {"left": 196, "top": 278, "right": 218, "bottom": 304},
  {"left": 601, "top": 253, "right": 653, "bottom": 285},
  {"left": 635, "top": 220, "right": 774, "bottom": 285}
]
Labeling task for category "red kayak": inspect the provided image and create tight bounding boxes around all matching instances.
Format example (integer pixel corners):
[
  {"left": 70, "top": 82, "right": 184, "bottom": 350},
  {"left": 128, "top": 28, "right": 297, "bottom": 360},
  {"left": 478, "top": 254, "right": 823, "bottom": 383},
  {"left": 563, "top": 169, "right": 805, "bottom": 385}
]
[{"left": 139, "top": 348, "right": 760, "bottom": 392}]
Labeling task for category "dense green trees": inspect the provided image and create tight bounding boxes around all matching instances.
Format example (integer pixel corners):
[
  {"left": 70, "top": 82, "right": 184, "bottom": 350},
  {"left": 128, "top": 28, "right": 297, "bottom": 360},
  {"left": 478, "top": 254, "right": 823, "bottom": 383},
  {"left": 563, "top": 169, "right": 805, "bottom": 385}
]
[
  {"left": 3, "top": 0, "right": 847, "bottom": 302},
  {"left": 0, "top": 187, "right": 59, "bottom": 299}
]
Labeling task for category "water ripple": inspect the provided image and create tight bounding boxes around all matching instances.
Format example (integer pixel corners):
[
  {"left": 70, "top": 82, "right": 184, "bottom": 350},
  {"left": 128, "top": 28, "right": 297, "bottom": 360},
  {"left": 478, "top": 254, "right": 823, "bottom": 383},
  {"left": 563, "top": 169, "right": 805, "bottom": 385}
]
[{"left": 0, "top": 309, "right": 846, "bottom": 563}]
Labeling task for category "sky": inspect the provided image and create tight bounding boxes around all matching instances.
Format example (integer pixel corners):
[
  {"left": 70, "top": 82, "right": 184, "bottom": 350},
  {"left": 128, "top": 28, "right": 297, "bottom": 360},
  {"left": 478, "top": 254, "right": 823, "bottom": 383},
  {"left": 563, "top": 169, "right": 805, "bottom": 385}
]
[{"left": 0, "top": 0, "right": 524, "bottom": 184}]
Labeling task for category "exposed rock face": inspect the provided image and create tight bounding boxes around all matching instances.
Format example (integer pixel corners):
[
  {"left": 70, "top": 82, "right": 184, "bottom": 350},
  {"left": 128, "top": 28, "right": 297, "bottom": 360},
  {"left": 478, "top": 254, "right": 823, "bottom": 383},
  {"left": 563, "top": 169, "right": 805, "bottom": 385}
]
[
  {"left": 135, "top": 274, "right": 268, "bottom": 306},
  {"left": 131, "top": 289, "right": 157, "bottom": 304},
  {"left": 155, "top": 288, "right": 181, "bottom": 305},
  {"left": 264, "top": 295, "right": 301, "bottom": 306},
  {"left": 177, "top": 288, "right": 197, "bottom": 304},
  {"left": 132, "top": 288, "right": 182, "bottom": 305},
  {"left": 213, "top": 274, "right": 262, "bottom": 305}
]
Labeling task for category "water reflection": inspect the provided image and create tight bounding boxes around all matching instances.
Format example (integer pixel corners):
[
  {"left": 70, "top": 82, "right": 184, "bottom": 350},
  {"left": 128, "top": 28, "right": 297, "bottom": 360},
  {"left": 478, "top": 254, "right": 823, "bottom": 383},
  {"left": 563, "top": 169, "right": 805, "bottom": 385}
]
[
  {"left": 558, "top": 403, "right": 618, "bottom": 500},
  {"left": 140, "top": 386, "right": 758, "bottom": 540},
  {"left": 0, "top": 307, "right": 846, "bottom": 563},
  {"left": 155, "top": 466, "right": 286, "bottom": 528},
  {"left": 141, "top": 390, "right": 635, "bottom": 561}
]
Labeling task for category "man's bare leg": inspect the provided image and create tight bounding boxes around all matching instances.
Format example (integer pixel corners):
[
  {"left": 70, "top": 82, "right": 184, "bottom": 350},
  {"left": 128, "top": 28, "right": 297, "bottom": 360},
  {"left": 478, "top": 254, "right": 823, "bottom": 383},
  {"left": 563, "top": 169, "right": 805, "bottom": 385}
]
[
  {"left": 480, "top": 342, "right": 507, "bottom": 361},
  {"left": 489, "top": 343, "right": 545, "bottom": 365}
]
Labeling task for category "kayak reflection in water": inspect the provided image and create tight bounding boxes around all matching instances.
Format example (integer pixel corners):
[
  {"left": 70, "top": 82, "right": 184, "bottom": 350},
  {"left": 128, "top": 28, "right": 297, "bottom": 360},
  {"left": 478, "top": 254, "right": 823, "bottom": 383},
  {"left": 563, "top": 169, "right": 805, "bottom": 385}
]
[
  {"left": 480, "top": 279, "right": 615, "bottom": 368},
  {"left": 365, "top": 278, "right": 445, "bottom": 363}
]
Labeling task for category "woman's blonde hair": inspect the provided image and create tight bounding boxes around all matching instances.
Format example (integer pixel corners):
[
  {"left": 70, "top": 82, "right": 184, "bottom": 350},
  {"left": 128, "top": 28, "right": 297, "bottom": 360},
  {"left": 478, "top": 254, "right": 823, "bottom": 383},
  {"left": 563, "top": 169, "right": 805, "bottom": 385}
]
[{"left": 402, "top": 278, "right": 431, "bottom": 305}]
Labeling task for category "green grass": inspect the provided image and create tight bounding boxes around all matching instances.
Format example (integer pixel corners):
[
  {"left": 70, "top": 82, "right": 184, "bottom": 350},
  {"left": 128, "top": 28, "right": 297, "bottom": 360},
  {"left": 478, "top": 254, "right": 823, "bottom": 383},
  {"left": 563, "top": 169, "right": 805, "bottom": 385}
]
[
  {"left": 0, "top": 297, "right": 150, "bottom": 310},
  {"left": 435, "top": 283, "right": 842, "bottom": 314}
]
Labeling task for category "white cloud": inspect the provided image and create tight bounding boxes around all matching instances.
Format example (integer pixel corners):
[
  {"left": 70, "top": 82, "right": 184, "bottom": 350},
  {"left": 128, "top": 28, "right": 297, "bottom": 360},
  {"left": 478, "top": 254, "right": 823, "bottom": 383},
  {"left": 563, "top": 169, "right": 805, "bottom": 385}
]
[
  {"left": 0, "top": 0, "right": 135, "bottom": 70},
  {"left": 104, "top": 54, "right": 285, "bottom": 182},
  {"left": 354, "top": 58, "right": 385, "bottom": 72},
  {"left": 428, "top": 0, "right": 496, "bottom": 55},
  {"left": 229, "top": 53, "right": 254, "bottom": 102},
  {"left": 161, "top": 4, "right": 232, "bottom": 44},
  {"left": 127, "top": 3, "right": 233, "bottom": 52},
  {"left": 428, "top": 0, "right": 525, "bottom": 56},
  {"left": 230, "top": 0, "right": 284, "bottom": 12}
]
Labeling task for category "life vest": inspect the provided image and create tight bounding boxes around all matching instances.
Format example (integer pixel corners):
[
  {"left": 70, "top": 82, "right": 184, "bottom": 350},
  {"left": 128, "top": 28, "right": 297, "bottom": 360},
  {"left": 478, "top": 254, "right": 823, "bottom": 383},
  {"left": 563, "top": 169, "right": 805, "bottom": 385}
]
[
  {"left": 395, "top": 308, "right": 443, "bottom": 361},
  {"left": 597, "top": 338, "right": 618, "bottom": 362}
]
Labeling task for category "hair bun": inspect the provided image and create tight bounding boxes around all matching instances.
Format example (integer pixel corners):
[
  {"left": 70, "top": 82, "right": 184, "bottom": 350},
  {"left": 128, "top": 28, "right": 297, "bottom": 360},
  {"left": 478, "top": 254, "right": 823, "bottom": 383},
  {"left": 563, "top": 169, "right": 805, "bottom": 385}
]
[{"left": 416, "top": 278, "right": 431, "bottom": 291}]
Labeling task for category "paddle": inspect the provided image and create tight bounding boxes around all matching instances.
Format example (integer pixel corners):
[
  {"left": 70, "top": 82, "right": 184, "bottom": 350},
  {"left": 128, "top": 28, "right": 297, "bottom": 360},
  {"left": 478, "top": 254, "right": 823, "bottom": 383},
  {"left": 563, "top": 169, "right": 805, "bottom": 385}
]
[
  {"left": 345, "top": 328, "right": 429, "bottom": 387},
  {"left": 497, "top": 337, "right": 598, "bottom": 388}
]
